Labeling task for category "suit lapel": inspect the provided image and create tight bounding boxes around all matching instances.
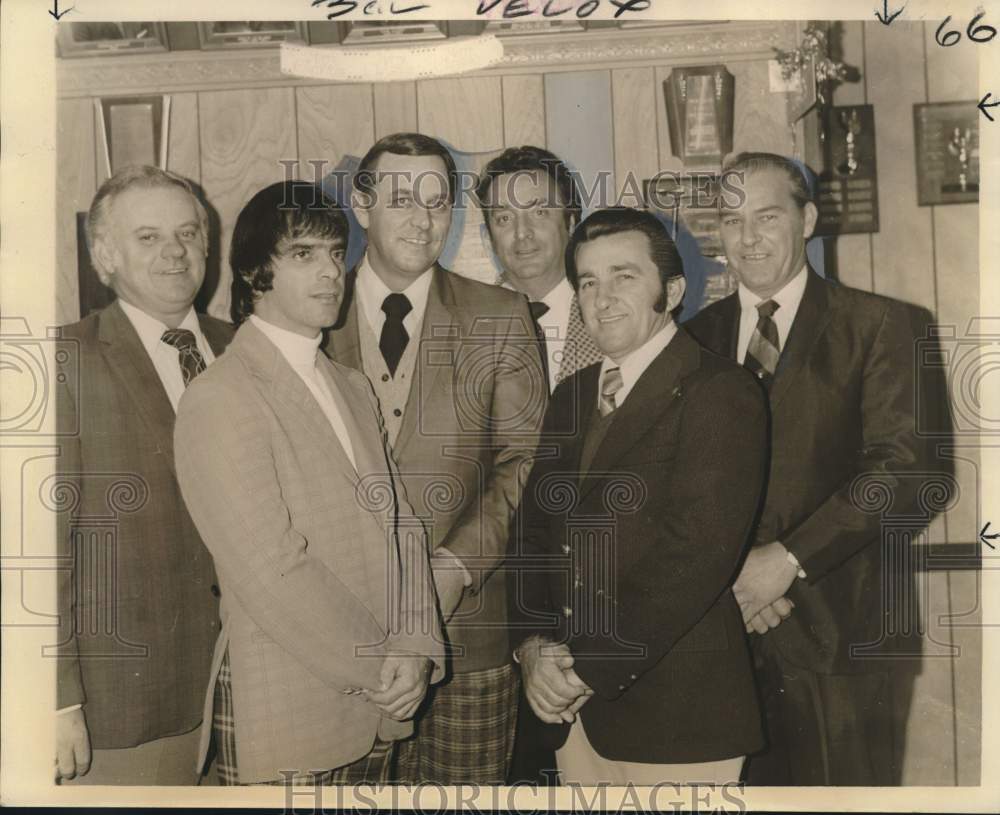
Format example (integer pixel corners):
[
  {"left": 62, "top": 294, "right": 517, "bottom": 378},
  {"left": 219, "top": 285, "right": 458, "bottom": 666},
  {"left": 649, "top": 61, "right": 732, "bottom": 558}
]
[
  {"left": 394, "top": 266, "right": 456, "bottom": 455},
  {"left": 99, "top": 301, "right": 178, "bottom": 474},
  {"left": 697, "top": 293, "right": 740, "bottom": 360},
  {"left": 325, "top": 270, "right": 364, "bottom": 372},
  {"left": 237, "top": 323, "right": 359, "bottom": 485},
  {"left": 768, "top": 271, "right": 833, "bottom": 410},
  {"left": 316, "top": 360, "right": 381, "bottom": 481},
  {"left": 580, "top": 328, "right": 699, "bottom": 501},
  {"left": 198, "top": 313, "right": 233, "bottom": 358}
]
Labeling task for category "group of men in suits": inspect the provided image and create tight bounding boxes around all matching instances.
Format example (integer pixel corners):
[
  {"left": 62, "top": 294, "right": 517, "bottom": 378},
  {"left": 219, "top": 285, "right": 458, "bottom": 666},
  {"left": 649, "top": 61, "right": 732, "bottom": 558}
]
[{"left": 54, "top": 136, "right": 941, "bottom": 787}]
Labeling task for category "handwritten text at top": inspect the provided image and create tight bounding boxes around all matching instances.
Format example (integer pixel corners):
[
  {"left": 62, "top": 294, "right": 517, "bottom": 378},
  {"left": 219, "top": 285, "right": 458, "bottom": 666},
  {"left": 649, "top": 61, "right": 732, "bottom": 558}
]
[{"left": 311, "top": 0, "right": 654, "bottom": 20}]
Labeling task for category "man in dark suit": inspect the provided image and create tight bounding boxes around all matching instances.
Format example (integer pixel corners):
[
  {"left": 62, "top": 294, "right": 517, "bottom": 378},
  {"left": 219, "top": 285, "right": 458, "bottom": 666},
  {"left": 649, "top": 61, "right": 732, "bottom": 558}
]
[
  {"left": 686, "top": 152, "right": 937, "bottom": 785},
  {"left": 55, "top": 166, "right": 232, "bottom": 784},
  {"left": 475, "top": 145, "right": 603, "bottom": 784},
  {"left": 512, "top": 207, "right": 767, "bottom": 784},
  {"left": 324, "top": 133, "right": 544, "bottom": 784}
]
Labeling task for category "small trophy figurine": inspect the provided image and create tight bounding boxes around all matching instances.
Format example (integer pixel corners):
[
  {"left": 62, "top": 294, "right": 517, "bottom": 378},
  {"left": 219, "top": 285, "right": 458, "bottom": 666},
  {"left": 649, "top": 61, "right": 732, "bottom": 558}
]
[
  {"left": 946, "top": 126, "right": 973, "bottom": 193},
  {"left": 837, "top": 109, "right": 862, "bottom": 176}
]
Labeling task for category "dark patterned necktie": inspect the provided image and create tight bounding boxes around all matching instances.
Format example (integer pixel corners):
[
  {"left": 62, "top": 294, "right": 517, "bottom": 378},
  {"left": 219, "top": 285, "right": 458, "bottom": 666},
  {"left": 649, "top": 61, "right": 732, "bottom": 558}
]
[
  {"left": 744, "top": 299, "right": 780, "bottom": 387},
  {"left": 529, "top": 300, "right": 550, "bottom": 389},
  {"left": 380, "top": 293, "right": 412, "bottom": 377},
  {"left": 161, "top": 328, "right": 207, "bottom": 387},
  {"left": 599, "top": 366, "right": 624, "bottom": 417}
]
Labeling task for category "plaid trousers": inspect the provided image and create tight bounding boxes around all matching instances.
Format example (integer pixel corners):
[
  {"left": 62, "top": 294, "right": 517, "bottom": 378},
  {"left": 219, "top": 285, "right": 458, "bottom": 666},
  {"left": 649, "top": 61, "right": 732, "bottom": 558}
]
[
  {"left": 394, "top": 663, "right": 519, "bottom": 784},
  {"left": 212, "top": 650, "right": 393, "bottom": 786}
]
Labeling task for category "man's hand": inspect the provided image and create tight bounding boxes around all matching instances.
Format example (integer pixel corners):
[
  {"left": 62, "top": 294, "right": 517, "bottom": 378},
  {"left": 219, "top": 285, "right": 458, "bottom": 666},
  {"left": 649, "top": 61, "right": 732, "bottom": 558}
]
[
  {"left": 516, "top": 637, "right": 592, "bottom": 725},
  {"left": 733, "top": 541, "right": 799, "bottom": 624},
  {"left": 745, "top": 596, "right": 795, "bottom": 634},
  {"left": 56, "top": 708, "right": 91, "bottom": 781},
  {"left": 431, "top": 561, "right": 466, "bottom": 623},
  {"left": 364, "top": 652, "right": 432, "bottom": 721}
]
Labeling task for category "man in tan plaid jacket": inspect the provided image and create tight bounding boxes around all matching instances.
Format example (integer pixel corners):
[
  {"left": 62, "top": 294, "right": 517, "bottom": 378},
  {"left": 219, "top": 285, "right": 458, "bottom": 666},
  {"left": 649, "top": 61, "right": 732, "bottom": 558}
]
[{"left": 175, "top": 180, "right": 444, "bottom": 785}]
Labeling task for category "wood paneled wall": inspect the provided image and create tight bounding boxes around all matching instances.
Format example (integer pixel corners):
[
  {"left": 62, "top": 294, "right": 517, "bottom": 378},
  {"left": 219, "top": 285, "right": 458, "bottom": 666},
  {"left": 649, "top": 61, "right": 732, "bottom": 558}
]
[
  {"left": 829, "top": 20, "right": 980, "bottom": 787},
  {"left": 54, "top": 23, "right": 981, "bottom": 787},
  {"left": 56, "top": 56, "right": 792, "bottom": 324}
]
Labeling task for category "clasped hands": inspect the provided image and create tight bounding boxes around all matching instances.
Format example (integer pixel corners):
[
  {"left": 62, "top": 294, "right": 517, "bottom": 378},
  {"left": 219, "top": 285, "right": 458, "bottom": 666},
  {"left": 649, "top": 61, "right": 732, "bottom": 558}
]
[
  {"left": 733, "top": 540, "right": 800, "bottom": 635},
  {"left": 517, "top": 636, "right": 593, "bottom": 725},
  {"left": 358, "top": 650, "right": 432, "bottom": 722}
]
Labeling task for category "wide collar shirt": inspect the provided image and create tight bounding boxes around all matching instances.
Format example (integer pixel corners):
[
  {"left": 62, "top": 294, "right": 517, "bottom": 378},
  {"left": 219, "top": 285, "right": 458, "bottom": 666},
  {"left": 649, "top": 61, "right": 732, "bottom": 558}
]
[
  {"left": 597, "top": 320, "right": 678, "bottom": 411},
  {"left": 735, "top": 265, "right": 808, "bottom": 364},
  {"left": 117, "top": 298, "right": 215, "bottom": 413},
  {"left": 356, "top": 255, "right": 434, "bottom": 343}
]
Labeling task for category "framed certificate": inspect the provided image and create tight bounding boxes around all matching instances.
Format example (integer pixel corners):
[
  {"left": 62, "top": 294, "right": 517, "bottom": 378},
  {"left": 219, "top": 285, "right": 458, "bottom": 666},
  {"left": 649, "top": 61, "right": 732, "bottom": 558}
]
[
  {"left": 197, "top": 22, "right": 308, "bottom": 49},
  {"left": 913, "top": 101, "right": 979, "bottom": 206},
  {"left": 95, "top": 96, "right": 170, "bottom": 177},
  {"left": 663, "top": 65, "right": 735, "bottom": 167},
  {"left": 58, "top": 22, "right": 168, "bottom": 57}
]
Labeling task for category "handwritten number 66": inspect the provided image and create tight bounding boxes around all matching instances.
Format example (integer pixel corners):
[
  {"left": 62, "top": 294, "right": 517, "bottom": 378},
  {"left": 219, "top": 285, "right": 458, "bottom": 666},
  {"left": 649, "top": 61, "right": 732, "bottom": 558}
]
[{"left": 935, "top": 12, "right": 997, "bottom": 47}]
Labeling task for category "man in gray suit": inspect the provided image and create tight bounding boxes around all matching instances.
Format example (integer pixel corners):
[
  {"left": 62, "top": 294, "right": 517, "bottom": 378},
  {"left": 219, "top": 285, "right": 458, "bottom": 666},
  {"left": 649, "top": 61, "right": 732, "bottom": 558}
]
[{"left": 55, "top": 165, "right": 232, "bottom": 784}]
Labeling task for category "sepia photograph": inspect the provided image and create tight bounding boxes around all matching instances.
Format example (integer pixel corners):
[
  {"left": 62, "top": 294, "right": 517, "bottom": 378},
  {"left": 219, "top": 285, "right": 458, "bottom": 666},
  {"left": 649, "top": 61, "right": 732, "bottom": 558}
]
[{"left": 1, "top": 0, "right": 996, "bottom": 811}]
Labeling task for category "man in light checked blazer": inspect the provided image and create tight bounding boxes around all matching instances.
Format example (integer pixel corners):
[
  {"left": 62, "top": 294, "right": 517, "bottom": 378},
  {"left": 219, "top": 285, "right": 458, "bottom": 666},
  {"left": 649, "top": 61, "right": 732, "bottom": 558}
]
[{"left": 174, "top": 181, "right": 445, "bottom": 785}]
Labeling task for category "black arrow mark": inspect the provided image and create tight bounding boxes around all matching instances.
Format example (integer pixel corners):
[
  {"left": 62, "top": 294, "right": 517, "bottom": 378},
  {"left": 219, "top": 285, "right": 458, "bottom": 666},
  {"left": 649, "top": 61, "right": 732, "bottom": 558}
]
[
  {"left": 48, "top": 0, "right": 73, "bottom": 20},
  {"left": 980, "top": 522, "right": 998, "bottom": 550},
  {"left": 874, "top": 0, "right": 904, "bottom": 25},
  {"left": 978, "top": 93, "right": 1000, "bottom": 122}
]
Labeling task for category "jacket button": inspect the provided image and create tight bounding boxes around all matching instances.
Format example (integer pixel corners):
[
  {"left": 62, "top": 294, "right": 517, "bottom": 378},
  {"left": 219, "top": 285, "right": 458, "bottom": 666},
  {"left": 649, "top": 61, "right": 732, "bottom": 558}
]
[
  {"left": 630, "top": 673, "right": 637, "bottom": 680},
  {"left": 561, "top": 544, "right": 571, "bottom": 555},
  {"left": 382, "top": 374, "right": 390, "bottom": 382},
  {"left": 393, "top": 408, "right": 402, "bottom": 417},
  {"left": 562, "top": 605, "right": 573, "bottom": 618},
  {"left": 210, "top": 584, "right": 221, "bottom": 597},
  {"left": 618, "top": 684, "right": 626, "bottom": 691}
]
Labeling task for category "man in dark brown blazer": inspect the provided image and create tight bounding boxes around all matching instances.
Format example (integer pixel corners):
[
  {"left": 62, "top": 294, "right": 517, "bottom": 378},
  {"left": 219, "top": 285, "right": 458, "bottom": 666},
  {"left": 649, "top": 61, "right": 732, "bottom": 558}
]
[
  {"left": 55, "top": 166, "right": 232, "bottom": 785},
  {"left": 512, "top": 207, "right": 768, "bottom": 784},
  {"left": 686, "top": 152, "right": 941, "bottom": 785}
]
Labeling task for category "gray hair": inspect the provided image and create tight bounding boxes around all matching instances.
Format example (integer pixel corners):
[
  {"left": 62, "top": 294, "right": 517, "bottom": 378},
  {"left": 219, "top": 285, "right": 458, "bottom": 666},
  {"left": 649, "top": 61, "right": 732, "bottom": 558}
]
[{"left": 86, "top": 165, "right": 209, "bottom": 272}]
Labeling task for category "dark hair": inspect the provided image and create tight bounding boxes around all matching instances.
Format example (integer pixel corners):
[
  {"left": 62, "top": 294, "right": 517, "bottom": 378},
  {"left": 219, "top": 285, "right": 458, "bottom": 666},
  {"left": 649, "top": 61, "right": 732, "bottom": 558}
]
[
  {"left": 475, "top": 145, "right": 582, "bottom": 233},
  {"left": 353, "top": 132, "right": 458, "bottom": 206},
  {"left": 230, "top": 181, "right": 349, "bottom": 326},
  {"left": 721, "top": 151, "right": 814, "bottom": 210},
  {"left": 86, "top": 165, "right": 208, "bottom": 276},
  {"left": 565, "top": 207, "right": 684, "bottom": 315}
]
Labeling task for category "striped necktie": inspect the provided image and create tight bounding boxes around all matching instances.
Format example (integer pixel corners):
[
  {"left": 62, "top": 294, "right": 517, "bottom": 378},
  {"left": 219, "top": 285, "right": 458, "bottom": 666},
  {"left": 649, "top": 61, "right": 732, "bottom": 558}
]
[
  {"left": 161, "top": 328, "right": 206, "bottom": 387},
  {"left": 599, "top": 366, "right": 624, "bottom": 417},
  {"left": 744, "top": 299, "right": 780, "bottom": 387}
]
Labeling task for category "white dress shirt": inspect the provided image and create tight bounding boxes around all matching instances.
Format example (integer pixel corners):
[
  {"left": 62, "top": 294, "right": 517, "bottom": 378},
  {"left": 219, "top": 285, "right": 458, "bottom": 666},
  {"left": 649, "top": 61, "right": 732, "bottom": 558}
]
[
  {"left": 735, "top": 266, "right": 808, "bottom": 364},
  {"left": 117, "top": 298, "right": 216, "bottom": 413},
  {"left": 355, "top": 255, "right": 434, "bottom": 342},
  {"left": 597, "top": 320, "right": 678, "bottom": 410},
  {"left": 734, "top": 269, "right": 809, "bottom": 579},
  {"left": 249, "top": 315, "right": 356, "bottom": 471}
]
